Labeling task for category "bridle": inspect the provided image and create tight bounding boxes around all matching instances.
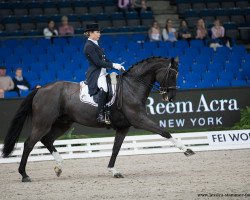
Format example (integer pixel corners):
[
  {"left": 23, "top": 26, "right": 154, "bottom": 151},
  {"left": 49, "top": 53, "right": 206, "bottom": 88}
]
[
  {"left": 124, "top": 61, "right": 178, "bottom": 95},
  {"left": 116, "top": 60, "right": 178, "bottom": 109}
]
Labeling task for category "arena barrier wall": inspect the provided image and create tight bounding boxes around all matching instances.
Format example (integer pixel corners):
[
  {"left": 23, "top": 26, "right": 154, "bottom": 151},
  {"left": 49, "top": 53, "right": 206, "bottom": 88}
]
[
  {"left": 1, "top": 87, "right": 250, "bottom": 139},
  {"left": 1, "top": 129, "right": 250, "bottom": 164}
]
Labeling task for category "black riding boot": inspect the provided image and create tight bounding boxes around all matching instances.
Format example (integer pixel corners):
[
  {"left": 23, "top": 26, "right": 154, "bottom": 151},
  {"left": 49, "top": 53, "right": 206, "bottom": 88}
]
[{"left": 97, "top": 88, "right": 108, "bottom": 124}]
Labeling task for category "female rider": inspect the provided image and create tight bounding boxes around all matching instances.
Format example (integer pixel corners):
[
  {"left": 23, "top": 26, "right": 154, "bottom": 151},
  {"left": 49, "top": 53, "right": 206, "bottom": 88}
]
[{"left": 83, "top": 23, "right": 125, "bottom": 124}]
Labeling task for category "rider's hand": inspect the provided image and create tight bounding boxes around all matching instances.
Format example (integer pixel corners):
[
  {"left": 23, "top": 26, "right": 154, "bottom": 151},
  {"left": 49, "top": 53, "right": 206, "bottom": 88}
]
[{"left": 113, "top": 63, "right": 125, "bottom": 71}]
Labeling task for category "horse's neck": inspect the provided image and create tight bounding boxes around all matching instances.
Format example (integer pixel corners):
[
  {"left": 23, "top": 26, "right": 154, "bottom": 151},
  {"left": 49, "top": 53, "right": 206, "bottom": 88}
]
[{"left": 123, "top": 72, "right": 155, "bottom": 104}]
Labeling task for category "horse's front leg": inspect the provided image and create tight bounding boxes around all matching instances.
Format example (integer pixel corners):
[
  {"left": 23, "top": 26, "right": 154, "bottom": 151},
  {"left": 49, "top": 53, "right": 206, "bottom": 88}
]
[
  {"left": 132, "top": 115, "right": 195, "bottom": 156},
  {"left": 108, "top": 127, "right": 129, "bottom": 178}
]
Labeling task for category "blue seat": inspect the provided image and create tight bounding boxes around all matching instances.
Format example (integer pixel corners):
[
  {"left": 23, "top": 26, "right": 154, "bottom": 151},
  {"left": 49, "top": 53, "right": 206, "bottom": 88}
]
[
  {"left": 191, "top": 64, "right": 207, "bottom": 74},
  {"left": 228, "top": 54, "right": 243, "bottom": 64},
  {"left": 30, "top": 46, "right": 47, "bottom": 55},
  {"left": 200, "top": 47, "right": 214, "bottom": 57},
  {"left": 64, "top": 62, "right": 80, "bottom": 71},
  {"left": 25, "top": 71, "right": 39, "bottom": 81},
  {"left": 190, "top": 40, "right": 204, "bottom": 48},
  {"left": 40, "top": 71, "right": 56, "bottom": 82},
  {"left": 231, "top": 80, "right": 247, "bottom": 87},
  {"left": 30, "top": 62, "right": 47, "bottom": 73},
  {"left": 219, "top": 71, "right": 235, "bottom": 81},
  {"left": 21, "top": 39, "right": 37, "bottom": 48},
  {"left": 140, "top": 11, "right": 154, "bottom": 19},
  {"left": 22, "top": 56, "right": 37, "bottom": 65},
  {"left": 224, "top": 63, "right": 240, "bottom": 73},
  {"left": 213, "top": 80, "right": 231, "bottom": 87},
  {"left": 195, "top": 55, "right": 211, "bottom": 65},
  {"left": 14, "top": 47, "right": 30, "bottom": 56},
  {"left": 158, "top": 41, "right": 172, "bottom": 49},
  {"left": 212, "top": 54, "right": 227, "bottom": 64},
  {"left": 180, "top": 81, "right": 197, "bottom": 89},
  {"left": 185, "top": 72, "right": 201, "bottom": 82},
  {"left": 179, "top": 56, "right": 194, "bottom": 66},
  {"left": 130, "top": 34, "right": 146, "bottom": 42},
  {"left": 53, "top": 38, "right": 69, "bottom": 46},
  {"left": 4, "top": 91, "right": 19, "bottom": 98},
  {"left": 175, "top": 40, "right": 189, "bottom": 49},
  {"left": 231, "top": 45, "right": 246, "bottom": 56},
  {"left": 143, "top": 42, "right": 158, "bottom": 49},
  {"left": 57, "top": 70, "right": 74, "bottom": 81},
  {"left": 215, "top": 47, "right": 230, "bottom": 56},
  {"left": 241, "top": 62, "right": 250, "bottom": 71},
  {"left": 207, "top": 63, "right": 223, "bottom": 73},
  {"left": 197, "top": 81, "right": 213, "bottom": 88},
  {"left": 169, "top": 48, "right": 184, "bottom": 57},
  {"left": 74, "top": 68, "right": 86, "bottom": 80},
  {"left": 38, "top": 54, "right": 54, "bottom": 64},
  {"left": 20, "top": 90, "right": 30, "bottom": 97},
  {"left": 202, "top": 72, "right": 218, "bottom": 82},
  {"left": 185, "top": 48, "right": 199, "bottom": 57},
  {"left": 47, "top": 62, "right": 64, "bottom": 72}
]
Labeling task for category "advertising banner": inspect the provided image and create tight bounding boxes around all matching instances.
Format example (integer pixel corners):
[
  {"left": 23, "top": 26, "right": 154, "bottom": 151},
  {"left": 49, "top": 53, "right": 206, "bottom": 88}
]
[{"left": 146, "top": 87, "right": 250, "bottom": 129}]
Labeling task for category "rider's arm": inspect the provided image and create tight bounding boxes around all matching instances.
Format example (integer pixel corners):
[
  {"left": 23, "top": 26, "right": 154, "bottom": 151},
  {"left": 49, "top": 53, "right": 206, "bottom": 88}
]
[{"left": 85, "top": 45, "right": 113, "bottom": 69}]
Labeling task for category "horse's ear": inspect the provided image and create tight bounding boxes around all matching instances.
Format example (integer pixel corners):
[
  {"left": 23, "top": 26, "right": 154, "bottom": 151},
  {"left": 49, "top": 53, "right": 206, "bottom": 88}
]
[{"left": 174, "top": 56, "right": 179, "bottom": 63}]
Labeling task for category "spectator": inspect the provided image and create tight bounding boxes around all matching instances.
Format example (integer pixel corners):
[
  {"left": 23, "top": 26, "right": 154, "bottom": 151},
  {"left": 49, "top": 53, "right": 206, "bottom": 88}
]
[
  {"left": 178, "top": 20, "right": 192, "bottom": 41},
  {"left": 195, "top": 18, "right": 208, "bottom": 46},
  {"left": 211, "top": 19, "right": 231, "bottom": 48},
  {"left": 148, "top": 20, "right": 162, "bottom": 42},
  {"left": 0, "top": 66, "right": 14, "bottom": 98},
  {"left": 43, "top": 20, "right": 58, "bottom": 40},
  {"left": 162, "top": 19, "right": 177, "bottom": 42},
  {"left": 195, "top": 18, "right": 207, "bottom": 40},
  {"left": 12, "top": 68, "right": 30, "bottom": 96},
  {"left": 59, "top": 16, "right": 74, "bottom": 36},
  {"left": 131, "top": 0, "right": 150, "bottom": 13},
  {"left": 118, "top": 0, "right": 131, "bottom": 13}
]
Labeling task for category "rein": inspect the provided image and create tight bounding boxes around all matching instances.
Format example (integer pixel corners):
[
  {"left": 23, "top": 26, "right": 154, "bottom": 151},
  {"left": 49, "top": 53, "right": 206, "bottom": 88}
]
[{"left": 116, "top": 61, "right": 178, "bottom": 109}]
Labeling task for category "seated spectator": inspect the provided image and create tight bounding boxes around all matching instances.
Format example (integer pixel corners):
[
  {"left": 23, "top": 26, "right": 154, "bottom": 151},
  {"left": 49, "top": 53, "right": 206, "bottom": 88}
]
[
  {"left": 0, "top": 66, "right": 14, "bottom": 98},
  {"left": 118, "top": 0, "right": 131, "bottom": 13},
  {"left": 178, "top": 20, "right": 192, "bottom": 41},
  {"left": 141, "top": 0, "right": 151, "bottom": 12},
  {"left": 211, "top": 19, "right": 231, "bottom": 48},
  {"left": 162, "top": 19, "right": 177, "bottom": 42},
  {"left": 59, "top": 16, "right": 74, "bottom": 36},
  {"left": 131, "top": 0, "right": 151, "bottom": 13},
  {"left": 43, "top": 20, "right": 58, "bottom": 40},
  {"left": 195, "top": 18, "right": 207, "bottom": 40},
  {"left": 12, "top": 68, "right": 31, "bottom": 97},
  {"left": 148, "top": 20, "right": 162, "bottom": 42}
]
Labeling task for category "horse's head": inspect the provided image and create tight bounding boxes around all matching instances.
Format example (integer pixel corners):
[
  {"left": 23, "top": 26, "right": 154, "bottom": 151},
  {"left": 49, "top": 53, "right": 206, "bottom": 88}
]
[{"left": 155, "top": 57, "right": 179, "bottom": 102}]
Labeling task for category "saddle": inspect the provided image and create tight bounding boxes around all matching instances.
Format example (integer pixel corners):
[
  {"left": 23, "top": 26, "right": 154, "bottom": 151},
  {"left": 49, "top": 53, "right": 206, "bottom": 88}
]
[{"left": 79, "top": 72, "right": 117, "bottom": 107}]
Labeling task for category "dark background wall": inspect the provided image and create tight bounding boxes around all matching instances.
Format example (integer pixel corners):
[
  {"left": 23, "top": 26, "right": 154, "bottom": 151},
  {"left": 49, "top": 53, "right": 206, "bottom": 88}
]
[{"left": 0, "top": 87, "right": 249, "bottom": 140}]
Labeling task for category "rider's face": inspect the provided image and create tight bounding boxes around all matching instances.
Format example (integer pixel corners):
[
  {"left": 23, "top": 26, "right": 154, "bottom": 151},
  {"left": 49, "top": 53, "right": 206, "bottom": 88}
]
[{"left": 89, "top": 31, "right": 101, "bottom": 41}]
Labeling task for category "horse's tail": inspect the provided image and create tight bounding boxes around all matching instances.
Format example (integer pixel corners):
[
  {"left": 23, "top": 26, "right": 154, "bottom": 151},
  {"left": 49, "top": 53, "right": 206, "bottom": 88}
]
[{"left": 2, "top": 89, "right": 39, "bottom": 158}]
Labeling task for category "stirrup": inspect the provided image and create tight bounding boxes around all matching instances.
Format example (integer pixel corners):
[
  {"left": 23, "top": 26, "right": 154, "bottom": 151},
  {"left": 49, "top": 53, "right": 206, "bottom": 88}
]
[{"left": 104, "top": 110, "right": 111, "bottom": 124}]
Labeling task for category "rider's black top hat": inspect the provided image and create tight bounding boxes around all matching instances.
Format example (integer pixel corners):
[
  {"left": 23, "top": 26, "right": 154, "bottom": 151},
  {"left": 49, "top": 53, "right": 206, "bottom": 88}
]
[{"left": 84, "top": 23, "right": 100, "bottom": 32}]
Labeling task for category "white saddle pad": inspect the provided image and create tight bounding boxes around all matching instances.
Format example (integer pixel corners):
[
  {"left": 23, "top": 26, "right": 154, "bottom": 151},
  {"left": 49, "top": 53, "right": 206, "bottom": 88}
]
[{"left": 79, "top": 81, "right": 117, "bottom": 107}]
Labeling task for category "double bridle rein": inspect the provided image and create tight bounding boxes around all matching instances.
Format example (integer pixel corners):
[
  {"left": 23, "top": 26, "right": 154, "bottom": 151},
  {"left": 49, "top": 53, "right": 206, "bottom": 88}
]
[{"left": 116, "top": 60, "right": 178, "bottom": 109}]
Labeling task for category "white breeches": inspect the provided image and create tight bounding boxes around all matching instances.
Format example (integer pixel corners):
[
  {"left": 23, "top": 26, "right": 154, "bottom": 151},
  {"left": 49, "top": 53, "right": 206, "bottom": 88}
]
[{"left": 97, "top": 68, "right": 108, "bottom": 92}]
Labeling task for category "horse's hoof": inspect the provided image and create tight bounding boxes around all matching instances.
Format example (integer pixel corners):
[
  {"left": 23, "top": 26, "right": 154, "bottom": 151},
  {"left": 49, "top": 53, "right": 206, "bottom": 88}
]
[
  {"left": 114, "top": 173, "right": 124, "bottom": 178},
  {"left": 184, "top": 149, "right": 195, "bottom": 157},
  {"left": 54, "top": 166, "right": 62, "bottom": 177},
  {"left": 22, "top": 176, "right": 31, "bottom": 182}
]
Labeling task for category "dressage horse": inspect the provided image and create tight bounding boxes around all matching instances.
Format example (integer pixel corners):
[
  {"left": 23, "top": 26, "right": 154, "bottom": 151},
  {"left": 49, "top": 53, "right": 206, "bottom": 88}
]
[{"left": 2, "top": 57, "right": 195, "bottom": 182}]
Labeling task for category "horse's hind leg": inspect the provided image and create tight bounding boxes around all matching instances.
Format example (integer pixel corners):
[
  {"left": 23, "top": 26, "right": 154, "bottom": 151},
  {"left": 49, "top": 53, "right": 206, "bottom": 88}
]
[
  {"left": 41, "top": 120, "right": 73, "bottom": 177},
  {"left": 108, "top": 127, "right": 129, "bottom": 178},
  {"left": 18, "top": 126, "right": 52, "bottom": 182}
]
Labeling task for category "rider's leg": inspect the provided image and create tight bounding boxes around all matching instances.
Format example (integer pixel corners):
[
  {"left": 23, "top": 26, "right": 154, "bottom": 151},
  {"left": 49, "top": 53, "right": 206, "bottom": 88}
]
[{"left": 97, "top": 74, "right": 108, "bottom": 123}]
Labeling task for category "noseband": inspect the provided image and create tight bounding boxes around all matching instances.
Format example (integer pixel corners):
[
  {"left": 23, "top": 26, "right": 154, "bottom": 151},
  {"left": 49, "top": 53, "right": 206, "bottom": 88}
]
[{"left": 159, "top": 66, "right": 178, "bottom": 95}]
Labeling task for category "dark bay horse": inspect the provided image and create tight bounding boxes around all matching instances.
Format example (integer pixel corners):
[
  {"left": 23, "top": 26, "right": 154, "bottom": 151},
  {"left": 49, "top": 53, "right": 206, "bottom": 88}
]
[{"left": 2, "top": 57, "right": 195, "bottom": 182}]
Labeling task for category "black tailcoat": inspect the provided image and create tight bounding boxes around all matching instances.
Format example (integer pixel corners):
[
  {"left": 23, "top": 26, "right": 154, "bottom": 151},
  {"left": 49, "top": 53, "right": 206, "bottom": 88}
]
[{"left": 84, "top": 40, "right": 113, "bottom": 96}]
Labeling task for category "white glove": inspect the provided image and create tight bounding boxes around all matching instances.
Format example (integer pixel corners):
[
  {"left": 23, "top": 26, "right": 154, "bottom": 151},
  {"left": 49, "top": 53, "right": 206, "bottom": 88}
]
[{"left": 113, "top": 63, "right": 125, "bottom": 71}]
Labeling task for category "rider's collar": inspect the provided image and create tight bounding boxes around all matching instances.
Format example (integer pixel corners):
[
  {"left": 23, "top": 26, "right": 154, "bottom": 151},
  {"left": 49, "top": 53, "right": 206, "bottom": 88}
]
[{"left": 88, "top": 38, "right": 98, "bottom": 46}]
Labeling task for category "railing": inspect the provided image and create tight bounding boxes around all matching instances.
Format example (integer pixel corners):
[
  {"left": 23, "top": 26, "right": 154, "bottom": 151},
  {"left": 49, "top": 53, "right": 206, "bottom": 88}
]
[{"left": 0, "top": 130, "right": 250, "bottom": 164}]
